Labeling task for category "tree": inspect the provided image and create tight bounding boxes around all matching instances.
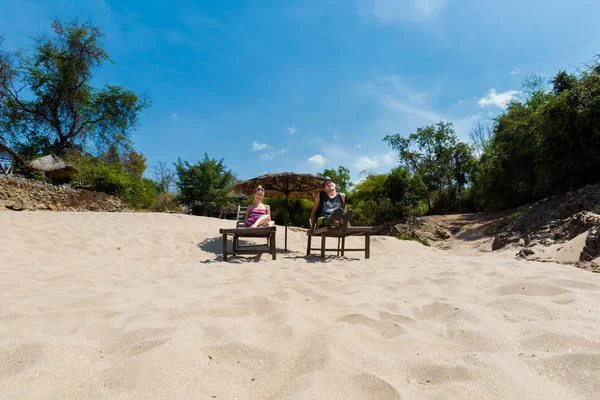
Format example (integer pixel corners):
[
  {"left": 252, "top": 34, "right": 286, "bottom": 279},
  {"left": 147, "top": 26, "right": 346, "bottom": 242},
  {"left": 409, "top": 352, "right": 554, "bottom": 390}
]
[
  {"left": 383, "top": 122, "right": 461, "bottom": 211},
  {"left": 317, "top": 165, "right": 352, "bottom": 193},
  {"left": 552, "top": 71, "right": 577, "bottom": 95},
  {"left": 384, "top": 166, "right": 421, "bottom": 207},
  {"left": 96, "top": 143, "right": 146, "bottom": 179},
  {"left": 153, "top": 161, "right": 176, "bottom": 194},
  {"left": 174, "top": 154, "right": 233, "bottom": 216},
  {"left": 121, "top": 147, "right": 146, "bottom": 179},
  {"left": 470, "top": 121, "right": 494, "bottom": 156},
  {"left": 0, "top": 19, "right": 150, "bottom": 157}
]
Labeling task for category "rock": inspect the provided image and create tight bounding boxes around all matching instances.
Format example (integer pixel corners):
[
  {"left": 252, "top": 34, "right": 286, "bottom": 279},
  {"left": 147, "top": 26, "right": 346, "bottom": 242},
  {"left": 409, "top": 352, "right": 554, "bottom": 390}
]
[
  {"left": 558, "top": 195, "right": 593, "bottom": 219},
  {"left": 492, "top": 232, "right": 520, "bottom": 250},
  {"left": 580, "top": 251, "right": 594, "bottom": 262},
  {"left": 1, "top": 176, "right": 126, "bottom": 212},
  {"left": 563, "top": 212, "right": 600, "bottom": 239},
  {"left": 554, "top": 230, "right": 567, "bottom": 240},
  {"left": 581, "top": 228, "right": 600, "bottom": 260},
  {"left": 7, "top": 200, "right": 23, "bottom": 211},
  {"left": 47, "top": 204, "right": 58, "bottom": 211},
  {"left": 435, "top": 229, "right": 452, "bottom": 240},
  {"left": 517, "top": 248, "right": 535, "bottom": 258}
]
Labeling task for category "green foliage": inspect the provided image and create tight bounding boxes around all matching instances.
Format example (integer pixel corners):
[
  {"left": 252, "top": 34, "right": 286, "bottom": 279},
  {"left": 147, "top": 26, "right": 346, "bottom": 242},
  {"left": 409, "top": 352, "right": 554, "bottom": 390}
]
[
  {"left": 396, "top": 234, "right": 430, "bottom": 247},
  {"left": 471, "top": 57, "right": 600, "bottom": 209},
  {"left": 350, "top": 173, "right": 421, "bottom": 226},
  {"left": 174, "top": 154, "right": 233, "bottom": 216},
  {"left": 383, "top": 122, "right": 474, "bottom": 212},
  {"left": 260, "top": 198, "right": 313, "bottom": 228},
  {"left": 0, "top": 19, "right": 150, "bottom": 157},
  {"left": 317, "top": 166, "right": 352, "bottom": 193},
  {"left": 66, "top": 149, "right": 158, "bottom": 209},
  {"left": 384, "top": 166, "right": 421, "bottom": 207},
  {"left": 92, "top": 164, "right": 157, "bottom": 209}
]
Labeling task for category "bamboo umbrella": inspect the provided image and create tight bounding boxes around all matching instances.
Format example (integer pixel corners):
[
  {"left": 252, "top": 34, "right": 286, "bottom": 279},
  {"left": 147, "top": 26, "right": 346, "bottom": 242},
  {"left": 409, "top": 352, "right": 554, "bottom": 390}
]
[{"left": 232, "top": 173, "right": 322, "bottom": 251}]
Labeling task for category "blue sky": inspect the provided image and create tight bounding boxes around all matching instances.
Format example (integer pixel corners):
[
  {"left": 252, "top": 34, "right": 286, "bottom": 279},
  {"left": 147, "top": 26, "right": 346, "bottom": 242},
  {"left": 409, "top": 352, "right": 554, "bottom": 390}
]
[{"left": 1, "top": 0, "right": 599, "bottom": 183}]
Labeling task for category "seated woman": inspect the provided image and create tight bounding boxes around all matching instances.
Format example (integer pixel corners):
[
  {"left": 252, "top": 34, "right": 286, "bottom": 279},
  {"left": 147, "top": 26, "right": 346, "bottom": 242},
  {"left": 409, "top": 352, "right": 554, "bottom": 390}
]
[{"left": 245, "top": 186, "right": 275, "bottom": 228}]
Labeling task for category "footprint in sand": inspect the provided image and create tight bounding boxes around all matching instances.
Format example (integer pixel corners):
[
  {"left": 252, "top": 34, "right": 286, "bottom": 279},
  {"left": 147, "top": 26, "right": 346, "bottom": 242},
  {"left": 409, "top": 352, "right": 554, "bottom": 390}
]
[
  {"left": 414, "top": 302, "right": 480, "bottom": 324},
  {"left": 520, "top": 331, "right": 600, "bottom": 353},
  {"left": 104, "top": 327, "right": 175, "bottom": 357},
  {"left": 529, "top": 353, "right": 600, "bottom": 398},
  {"left": 0, "top": 343, "right": 44, "bottom": 379},
  {"left": 406, "top": 363, "right": 477, "bottom": 384},
  {"left": 490, "top": 282, "right": 569, "bottom": 297},
  {"left": 337, "top": 314, "right": 405, "bottom": 339},
  {"left": 487, "top": 298, "right": 554, "bottom": 321},
  {"left": 352, "top": 373, "right": 402, "bottom": 400}
]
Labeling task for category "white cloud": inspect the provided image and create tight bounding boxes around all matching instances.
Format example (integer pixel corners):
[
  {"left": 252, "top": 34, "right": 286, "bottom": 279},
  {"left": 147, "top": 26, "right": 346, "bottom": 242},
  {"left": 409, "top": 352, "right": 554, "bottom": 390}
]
[
  {"left": 171, "top": 113, "right": 180, "bottom": 121},
  {"left": 385, "top": 98, "right": 445, "bottom": 122},
  {"left": 511, "top": 67, "right": 521, "bottom": 75},
  {"left": 307, "top": 154, "right": 326, "bottom": 167},
  {"left": 355, "top": 156, "right": 379, "bottom": 170},
  {"left": 380, "top": 76, "right": 429, "bottom": 105},
  {"left": 260, "top": 149, "right": 287, "bottom": 160},
  {"left": 477, "top": 89, "right": 520, "bottom": 109},
  {"left": 251, "top": 142, "right": 271, "bottom": 151},
  {"left": 359, "top": 0, "right": 447, "bottom": 22},
  {"left": 363, "top": 75, "right": 444, "bottom": 123},
  {"left": 382, "top": 152, "right": 396, "bottom": 165},
  {"left": 452, "top": 114, "right": 482, "bottom": 138},
  {"left": 288, "top": 127, "right": 296, "bottom": 134},
  {"left": 333, "top": 133, "right": 340, "bottom": 139}
]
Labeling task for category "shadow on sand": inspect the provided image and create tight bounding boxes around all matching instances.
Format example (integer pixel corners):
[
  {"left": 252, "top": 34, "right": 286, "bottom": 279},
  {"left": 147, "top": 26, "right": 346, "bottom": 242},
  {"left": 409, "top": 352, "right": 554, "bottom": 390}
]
[{"left": 197, "top": 237, "right": 361, "bottom": 263}]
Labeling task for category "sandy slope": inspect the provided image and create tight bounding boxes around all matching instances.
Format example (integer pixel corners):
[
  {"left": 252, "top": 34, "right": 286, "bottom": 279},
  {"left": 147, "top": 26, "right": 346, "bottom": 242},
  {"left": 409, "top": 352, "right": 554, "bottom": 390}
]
[{"left": 1, "top": 212, "right": 600, "bottom": 399}]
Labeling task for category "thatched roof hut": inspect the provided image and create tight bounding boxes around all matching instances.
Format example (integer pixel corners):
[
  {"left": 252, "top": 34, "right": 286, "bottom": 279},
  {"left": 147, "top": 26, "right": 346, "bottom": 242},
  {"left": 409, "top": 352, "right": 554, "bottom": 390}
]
[
  {"left": 0, "top": 141, "right": 24, "bottom": 175},
  {"left": 26, "top": 154, "right": 79, "bottom": 181}
]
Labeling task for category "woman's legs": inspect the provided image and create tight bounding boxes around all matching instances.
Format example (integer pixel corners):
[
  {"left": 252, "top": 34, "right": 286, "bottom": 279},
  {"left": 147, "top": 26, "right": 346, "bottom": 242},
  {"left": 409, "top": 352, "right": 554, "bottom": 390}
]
[{"left": 251, "top": 214, "right": 274, "bottom": 227}]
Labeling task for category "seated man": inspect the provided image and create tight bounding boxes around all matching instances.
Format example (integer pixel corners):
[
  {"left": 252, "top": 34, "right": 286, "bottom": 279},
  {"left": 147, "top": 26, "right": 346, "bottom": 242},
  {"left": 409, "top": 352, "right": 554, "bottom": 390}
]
[{"left": 309, "top": 177, "right": 354, "bottom": 232}]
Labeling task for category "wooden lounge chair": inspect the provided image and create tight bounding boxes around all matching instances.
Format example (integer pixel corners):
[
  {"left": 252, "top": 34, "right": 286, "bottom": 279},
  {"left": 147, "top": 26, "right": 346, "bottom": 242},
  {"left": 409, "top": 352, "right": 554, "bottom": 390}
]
[
  {"left": 219, "top": 205, "right": 276, "bottom": 261},
  {"left": 306, "top": 220, "right": 374, "bottom": 258}
]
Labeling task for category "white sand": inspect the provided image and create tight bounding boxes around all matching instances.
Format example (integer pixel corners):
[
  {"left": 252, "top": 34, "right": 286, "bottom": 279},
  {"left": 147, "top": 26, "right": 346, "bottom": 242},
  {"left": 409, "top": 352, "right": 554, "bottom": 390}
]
[{"left": 1, "top": 212, "right": 600, "bottom": 399}]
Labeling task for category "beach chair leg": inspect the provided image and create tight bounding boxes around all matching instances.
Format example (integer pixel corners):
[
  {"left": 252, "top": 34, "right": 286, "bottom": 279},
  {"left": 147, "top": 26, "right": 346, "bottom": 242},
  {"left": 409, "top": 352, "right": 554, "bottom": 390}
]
[
  {"left": 232, "top": 236, "right": 238, "bottom": 256},
  {"left": 365, "top": 234, "right": 370, "bottom": 259},
  {"left": 306, "top": 234, "right": 312, "bottom": 256},
  {"left": 270, "top": 232, "right": 276, "bottom": 260},
  {"left": 222, "top": 233, "right": 228, "bottom": 261},
  {"left": 321, "top": 235, "right": 326, "bottom": 258},
  {"left": 337, "top": 237, "right": 340, "bottom": 256},
  {"left": 341, "top": 236, "right": 346, "bottom": 257}
]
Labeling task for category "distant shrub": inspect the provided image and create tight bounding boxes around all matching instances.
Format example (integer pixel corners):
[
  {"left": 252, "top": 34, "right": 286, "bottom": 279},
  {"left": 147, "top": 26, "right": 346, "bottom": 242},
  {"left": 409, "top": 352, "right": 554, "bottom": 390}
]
[
  {"left": 396, "top": 234, "right": 430, "bottom": 247},
  {"left": 154, "top": 192, "right": 184, "bottom": 212},
  {"left": 79, "top": 161, "right": 158, "bottom": 209}
]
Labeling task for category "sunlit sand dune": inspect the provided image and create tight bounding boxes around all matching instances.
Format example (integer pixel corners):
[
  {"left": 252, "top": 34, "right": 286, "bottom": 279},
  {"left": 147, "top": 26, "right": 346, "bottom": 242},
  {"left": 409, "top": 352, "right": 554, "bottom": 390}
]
[{"left": 1, "top": 212, "right": 599, "bottom": 399}]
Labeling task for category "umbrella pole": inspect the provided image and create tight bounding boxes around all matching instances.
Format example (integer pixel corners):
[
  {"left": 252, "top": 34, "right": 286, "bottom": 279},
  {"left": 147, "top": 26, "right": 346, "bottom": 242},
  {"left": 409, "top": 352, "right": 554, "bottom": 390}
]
[{"left": 284, "top": 193, "right": 289, "bottom": 251}]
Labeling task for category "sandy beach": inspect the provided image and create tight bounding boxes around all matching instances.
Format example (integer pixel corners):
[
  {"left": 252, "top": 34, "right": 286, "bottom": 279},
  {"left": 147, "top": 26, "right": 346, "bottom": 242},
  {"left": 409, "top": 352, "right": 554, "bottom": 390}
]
[{"left": 1, "top": 211, "right": 600, "bottom": 399}]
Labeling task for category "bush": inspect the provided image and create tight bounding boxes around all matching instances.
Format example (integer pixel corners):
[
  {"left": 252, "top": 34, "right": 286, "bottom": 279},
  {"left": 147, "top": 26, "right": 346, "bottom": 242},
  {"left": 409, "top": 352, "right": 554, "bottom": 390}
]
[
  {"left": 251, "top": 197, "right": 313, "bottom": 228},
  {"left": 397, "top": 234, "right": 430, "bottom": 246},
  {"left": 154, "top": 192, "right": 184, "bottom": 212},
  {"left": 89, "top": 163, "right": 158, "bottom": 209}
]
